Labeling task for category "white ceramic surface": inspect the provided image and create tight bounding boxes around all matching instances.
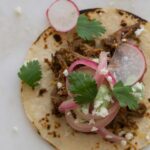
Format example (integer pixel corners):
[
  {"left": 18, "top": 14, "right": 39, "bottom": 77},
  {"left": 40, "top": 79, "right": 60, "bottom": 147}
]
[{"left": 0, "top": 0, "right": 150, "bottom": 150}]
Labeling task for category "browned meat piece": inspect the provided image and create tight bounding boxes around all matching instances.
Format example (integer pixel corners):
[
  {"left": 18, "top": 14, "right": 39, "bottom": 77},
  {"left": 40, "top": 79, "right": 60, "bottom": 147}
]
[
  {"left": 102, "top": 23, "right": 140, "bottom": 55},
  {"left": 51, "top": 87, "right": 67, "bottom": 117},
  {"left": 50, "top": 48, "right": 86, "bottom": 97},
  {"left": 50, "top": 40, "right": 102, "bottom": 97},
  {"left": 69, "top": 38, "right": 101, "bottom": 57},
  {"left": 108, "top": 103, "right": 147, "bottom": 132},
  {"left": 126, "top": 103, "right": 146, "bottom": 118}
]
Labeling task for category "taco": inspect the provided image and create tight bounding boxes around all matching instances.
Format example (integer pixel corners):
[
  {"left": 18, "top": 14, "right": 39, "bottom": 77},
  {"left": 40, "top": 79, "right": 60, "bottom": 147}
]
[{"left": 19, "top": 4, "right": 150, "bottom": 150}]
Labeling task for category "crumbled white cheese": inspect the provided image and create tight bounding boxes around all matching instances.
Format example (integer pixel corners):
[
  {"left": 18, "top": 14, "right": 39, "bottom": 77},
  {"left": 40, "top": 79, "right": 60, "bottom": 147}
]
[
  {"left": 132, "top": 82, "right": 144, "bottom": 100},
  {"left": 93, "top": 107, "right": 109, "bottom": 118},
  {"left": 135, "top": 26, "right": 145, "bottom": 36},
  {"left": 133, "top": 93, "right": 142, "bottom": 99},
  {"left": 120, "top": 140, "right": 127, "bottom": 146},
  {"left": 81, "top": 105, "right": 89, "bottom": 115},
  {"left": 14, "top": 6, "right": 22, "bottom": 15},
  {"left": 118, "top": 130, "right": 126, "bottom": 136},
  {"left": 133, "top": 82, "right": 144, "bottom": 91},
  {"left": 107, "top": 76, "right": 112, "bottom": 82},
  {"left": 91, "top": 127, "right": 98, "bottom": 132},
  {"left": 100, "top": 68, "right": 108, "bottom": 75},
  {"left": 122, "top": 38, "right": 127, "bottom": 42},
  {"left": 125, "top": 132, "right": 134, "bottom": 140},
  {"left": 92, "top": 58, "right": 99, "bottom": 63},
  {"left": 94, "top": 100, "right": 103, "bottom": 109},
  {"left": 57, "top": 82, "right": 62, "bottom": 89},
  {"left": 67, "top": 112, "right": 71, "bottom": 116},
  {"left": 63, "top": 69, "right": 69, "bottom": 77},
  {"left": 104, "top": 95, "right": 111, "bottom": 102},
  {"left": 99, "top": 107, "right": 109, "bottom": 117},
  {"left": 89, "top": 119, "right": 95, "bottom": 125},
  {"left": 146, "top": 134, "right": 150, "bottom": 140},
  {"left": 123, "top": 56, "right": 129, "bottom": 61},
  {"left": 105, "top": 135, "right": 113, "bottom": 139},
  {"left": 12, "top": 126, "right": 19, "bottom": 132},
  {"left": 74, "top": 119, "right": 79, "bottom": 124}
]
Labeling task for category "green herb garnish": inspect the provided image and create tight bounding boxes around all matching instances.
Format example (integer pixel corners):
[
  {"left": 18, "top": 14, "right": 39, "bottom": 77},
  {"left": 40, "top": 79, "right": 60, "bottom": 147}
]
[
  {"left": 112, "top": 81, "right": 139, "bottom": 110},
  {"left": 68, "top": 72, "right": 97, "bottom": 104},
  {"left": 18, "top": 60, "right": 42, "bottom": 88},
  {"left": 77, "top": 15, "right": 106, "bottom": 41},
  {"left": 68, "top": 72, "right": 139, "bottom": 110}
]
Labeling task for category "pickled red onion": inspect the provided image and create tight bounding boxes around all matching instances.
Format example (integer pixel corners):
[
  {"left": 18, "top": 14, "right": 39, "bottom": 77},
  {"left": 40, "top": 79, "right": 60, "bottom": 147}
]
[
  {"left": 98, "top": 128, "right": 124, "bottom": 142},
  {"left": 68, "top": 59, "right": 98, "bottom": 73},
  {"left": 65, "top": 101, "right": 119, "bottom": 133},
  {"left": 59, "top": 99, "right": 78, "bottom": 112}
]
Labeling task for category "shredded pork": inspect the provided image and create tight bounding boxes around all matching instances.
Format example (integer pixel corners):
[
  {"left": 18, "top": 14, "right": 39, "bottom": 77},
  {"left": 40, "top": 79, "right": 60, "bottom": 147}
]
[{"left": 102, "top": 23, "right": 140, "bottom": 55}]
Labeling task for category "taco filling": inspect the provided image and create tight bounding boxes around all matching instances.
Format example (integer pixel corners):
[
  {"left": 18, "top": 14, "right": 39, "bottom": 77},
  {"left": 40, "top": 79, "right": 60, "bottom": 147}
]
[
  {"left": 18, "top": 1, "right": 150, "bottom": 150},
  {"left": 49, "top": 23, "right": 147, "bottom": 143}
]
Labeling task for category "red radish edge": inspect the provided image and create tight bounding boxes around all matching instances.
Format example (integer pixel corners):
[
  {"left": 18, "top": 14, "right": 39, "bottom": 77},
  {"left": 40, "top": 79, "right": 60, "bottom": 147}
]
[
  {"left": 109, "top": 43, "right": 146, "bottom": 85},
  {"left": 128, "top": 43, "right": 147, "bottom": 82},
  {"left": 46, "top": 0, "right": 79, "bottom": 32},
  {"left": 125, "top": 43, "right": 147, "bottom": 84}
]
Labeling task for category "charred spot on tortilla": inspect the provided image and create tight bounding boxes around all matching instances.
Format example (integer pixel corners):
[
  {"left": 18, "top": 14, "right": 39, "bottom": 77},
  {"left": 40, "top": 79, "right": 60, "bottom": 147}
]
[
  {"left": 95, "top": 8, "right": 105, "bottom": 15},
  {"left": 43, "top": 33, "right": 49, "bottom": 42},
  {"left": 145, "top": 112, "right": 150, "bottom": 119},
  {"left": 95, "top": 142, "right": 100, "bottom": 149},
  {"left": 117, "top": 9, "right": 147, "bottom": 24},
  {"left": 21, "top": 86, "right": 23, "bottom": 92},
  {"left": 44, "top": 44, "right": 48, "bottom": 49},
  {"left": 33, "top": 27, "right": 50, "bottom": 45},
  {"left": 47, "top": 125, "right": 51, "bottom": 130},
  {"left": 37, "top": 129, "right": 41, "bottom": 135},
  {"left": 53, "top": 34, "right": 62, "bottom": 43},
  {"left": 44, "top": 58, "right": 51, "bottom": 67},
  {"left": 38, "top": 88, "right": 47, "bottom": 96},
  {"left": 120, "top": 20, "right": 127, "bottom": 27},
  {"left": 48, "top": 131, "right": 60, "bottom": 138},
  {"left": 54, "top": 121, "right": 61, "bottom": 129}
]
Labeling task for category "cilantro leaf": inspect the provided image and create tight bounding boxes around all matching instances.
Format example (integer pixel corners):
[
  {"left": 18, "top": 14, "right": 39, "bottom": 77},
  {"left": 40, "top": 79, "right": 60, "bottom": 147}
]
[
  {"left": 77, "top": 15, "right": 106, "bottom": 41},
  {"left": 18, "top": 60, "right": 42, "bottom": 88},
  {"left": 112, "top": 81, "right": 139, "bottom": 110},
  {"left": 68, "top": 72, "right": 97, "bottom": 104}
]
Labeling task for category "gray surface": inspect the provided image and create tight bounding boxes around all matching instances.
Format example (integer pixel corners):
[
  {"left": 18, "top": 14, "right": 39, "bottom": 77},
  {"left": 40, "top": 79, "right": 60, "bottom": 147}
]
[{"left": 0, "top": 0, "right": 149, "bottom": 150}]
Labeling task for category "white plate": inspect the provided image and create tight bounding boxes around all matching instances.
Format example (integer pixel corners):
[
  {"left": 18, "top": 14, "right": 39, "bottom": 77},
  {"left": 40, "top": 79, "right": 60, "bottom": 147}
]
[{"left": 0, "top": 0, "right": 150, "bottom": 150}]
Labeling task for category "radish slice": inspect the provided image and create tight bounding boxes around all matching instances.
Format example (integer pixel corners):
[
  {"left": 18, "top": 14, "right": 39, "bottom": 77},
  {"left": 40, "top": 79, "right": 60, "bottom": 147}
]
[
  {"left": 46, "top": 0, "right": 79, "bottom": 32},
  {"left": 109, "top": 43, "right": 146, "bottom": 85}
]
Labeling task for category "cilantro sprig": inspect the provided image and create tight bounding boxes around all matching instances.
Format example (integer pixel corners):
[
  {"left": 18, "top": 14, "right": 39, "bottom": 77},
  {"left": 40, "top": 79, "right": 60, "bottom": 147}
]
[
  {"left": 77, "top": 15, "right": 106, "bottom": 41},
  {"left": 68, "top": 71, "right": 139, "bottom": 110},
  {"left": 68, "top": 72, "right": 97, "bottom": 104},
  {"left": 18, "top": 60, "right": 42, "bottom": 88},
  {"left": 112, "top": 81, "right": 139, "bottom": 110}
]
